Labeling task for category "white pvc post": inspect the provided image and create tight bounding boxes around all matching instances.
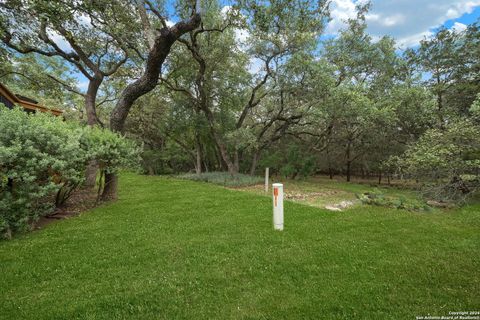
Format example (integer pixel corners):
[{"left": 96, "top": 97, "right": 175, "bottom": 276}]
[
  {"left": 272, "top": 183, "right": 284, "bottom": 231},
  {"left": 265, "top": 167, "right": 269, "bottom": 193}
]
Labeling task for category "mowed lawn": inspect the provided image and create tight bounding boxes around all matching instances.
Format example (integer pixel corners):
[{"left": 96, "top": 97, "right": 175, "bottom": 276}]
[{"left": 1, "top": 173, "right": 479, "bottom": 319}]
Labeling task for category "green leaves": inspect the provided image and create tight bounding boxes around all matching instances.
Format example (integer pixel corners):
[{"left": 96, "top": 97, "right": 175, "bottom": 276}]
[
  {"left": 397, "top": 119, "right": 480, "bottom": 202},
  {"left": 0, "top": 107, "right": 139, "bottom": 239},
  {"left": 82, "top": 126, "right": 141, "bottom": 174}
]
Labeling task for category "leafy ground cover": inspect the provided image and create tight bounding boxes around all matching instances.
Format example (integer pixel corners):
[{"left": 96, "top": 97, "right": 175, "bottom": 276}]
[{"left": 1, "top": 172, "right": 479, "bottom": 319}]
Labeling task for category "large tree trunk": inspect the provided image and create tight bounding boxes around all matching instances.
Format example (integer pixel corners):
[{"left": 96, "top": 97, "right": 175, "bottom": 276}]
[
  {"left": 203, "top": 158, "right": 209, "bottom": 172},
  {"left": 206, "top": 122, "right": 236, "bottom": 174},
  {"left": 84, "top": 160, "right": 98, "bottom": 187},
  {"left": 234, "top": 149, "right": 240, "bottom": 173},
  {"left": 212, "top": 132, "right": 236, "bottom": 174},
  {"left": 214, "top": 144, "right": 224, "bottom": 171},
  {"left": 104, "top": 14, "right": 201, "bottom": 199},
  {"left": 249, "top": 149, "right": 261, "bottom": 176},
  {"left": 85, "top": 76, "right": 103, "bottom": 126},
  {"left": 346, "top": 141, "right": 352, "bottom": 182},
  {"left": 195, "top": 134, "right": 202, "bottom": 174},
  {"left": 101, "top": 172, "right": 118, "bottom": 201},
  {"left": 220, "top": 145, "right": 236, "bottom": 174},
  {"left": 110, "top": 16, "right": 201, "bottom": 134},
  {"left": 84, "top": 76, "right": 104, "bottom": 187},
  {"left": 346, "top": 161, "right": 351, "bottom": 182}
]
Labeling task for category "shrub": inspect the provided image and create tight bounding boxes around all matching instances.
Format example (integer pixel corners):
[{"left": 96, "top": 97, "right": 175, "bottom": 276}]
[
  {"left": 179, "top": 172, "right": 263, "bottom": 187},
  {"left": 80, "top": 127, "right": 139, "bottom": 173},
  {"left": 395, "top": 120, "right": 480, "bottom": 203},
  {"left": 0, "top": 107, "right": 138, "bottom": 239},
  {"left": 356, "top": 190, "right": 431, "bottom": 212},
  {"left": 0, "top": 107, "right": 86, "bottom": 238},
  {"left": 81, "top": 126, "right": 140, "bottom": 197}
]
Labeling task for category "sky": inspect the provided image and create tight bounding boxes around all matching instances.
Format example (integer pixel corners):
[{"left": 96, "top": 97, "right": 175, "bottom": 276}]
[{"left": 326, "top": 0, "right": 480, "bottom": 48}]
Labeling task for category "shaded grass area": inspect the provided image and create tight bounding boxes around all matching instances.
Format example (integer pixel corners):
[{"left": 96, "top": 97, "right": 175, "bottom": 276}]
[
  {"left": 1, "top": 173, "right": 479, "bottom": 319},
  {"left": 179, "top": 171, "right": 263, "bottom": 187}
]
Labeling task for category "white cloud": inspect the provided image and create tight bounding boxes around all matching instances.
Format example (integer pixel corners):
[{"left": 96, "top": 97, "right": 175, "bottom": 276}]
[
  {"left": 452, "top": 21, "right": 468, "bottom": 33},
  {"left": 381, "top": 14, "right": 405, "bottom": 27},
  {"left": 44, "top": 13, "right": 93, "bottom": 53},
  {"left": 221, "top": 5, "right": 232, "bottom": 15},
  {"left": 325, "top": 0, "right": 357, "bottom": 34},
  {"left": 326, "top": 0, "right": 480, "bottom": 47},
  {"left": 235, "top": 28, "right": 249, "bottom": 43},
  {"left": 46, "top": 29, "right": 73, "bottom": 52},
  {"left": 248, "top": 57, "right": 263, "bottom": 74},
  {"left": 78, "top": 79, "right": 89, "bottom": 91},
  {"left": 76, "top": 14, "right": 92, "bottom": 27},
  {"left": 396, "top": 30, "right": 434, "bottom": 47}
]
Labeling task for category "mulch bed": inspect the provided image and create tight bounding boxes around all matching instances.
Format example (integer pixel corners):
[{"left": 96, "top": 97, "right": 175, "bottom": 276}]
[{"left": 35, "top": 187, "right": 101, "bottom": 230}]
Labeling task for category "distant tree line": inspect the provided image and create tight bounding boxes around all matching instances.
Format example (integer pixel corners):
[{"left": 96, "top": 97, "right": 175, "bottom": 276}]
[{"left": 1, "top": 0, "right": 479, "bottom": 201}]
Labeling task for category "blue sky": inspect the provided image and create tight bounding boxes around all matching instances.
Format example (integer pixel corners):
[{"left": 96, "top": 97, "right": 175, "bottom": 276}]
[{"left": 326, "top": 0, "right": 480, "bottom": 48}]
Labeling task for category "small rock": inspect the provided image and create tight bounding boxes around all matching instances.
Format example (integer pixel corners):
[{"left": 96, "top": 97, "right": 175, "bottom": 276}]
[
  {"left": 426, "top": 200, "right": 455, "bottom": 208},
  {"left": 325, "top": 200, "right": 358, "bottom": 211},
  {"left": 338, "top": 200, "right": 355, "bottom": 209},
  {"left": 325, "top": 206, "right": 342, "bottom": 211}
]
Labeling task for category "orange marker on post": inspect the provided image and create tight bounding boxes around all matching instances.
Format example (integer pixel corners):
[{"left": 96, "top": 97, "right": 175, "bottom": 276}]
[
  {"left": 274, "top": 187, "right": 278, "bottom": 206},
  {"left": 272, "top": 183, "right": 284, "bottom": 231}
]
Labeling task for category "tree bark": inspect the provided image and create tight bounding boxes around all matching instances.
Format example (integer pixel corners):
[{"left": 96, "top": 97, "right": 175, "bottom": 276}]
[
  {"left": 346, "top": 162, "right": 351, "bottom": 182},
  {"left": 101, "top": 172, "right": 118, "bottom": 201},
  {"left": 249, "top": 150, "right": 261, "bottom": 176},
  {"left": 85, "top": 76, "right": 104, "bottom": 126},
  {"left": 346, "top": 141, "right": 352, "bottom": 182},
  {"left": 202, "top": 111, "right": 235, "bottom": 173},
  {"left": 104, "top": 14, "right": 201, "bottom": 199},
  {"left": 234, "top": 149, "right": 240, "bottom": 173},
  {"left": 110, "top": 15, "right": 201, "bottom": 134},
  {"left": 220, "top": 143, "right": 236, "bottom": 174},
  {"left": 203, "top": 158, "right": 209, "bottom": 172},
  {"left": 195, "top": 134, "right": 202, "bottom": 174},
  {"left": 84, "top": 76, "right": 104, "bottom": 187},
  {"left": 84, "top": 160, "right": 98, "bottom": 187}
]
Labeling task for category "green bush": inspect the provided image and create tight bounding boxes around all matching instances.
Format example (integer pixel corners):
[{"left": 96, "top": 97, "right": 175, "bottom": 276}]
[
  {"left": 0, "top": 107, "right": 85, "bottom": 238},
  {"left": 356, "top": 189, "right": 431, "bottom": 212},
  {"left": 0, "top": 107, "right": 138, "bottom": 239},
  {"left": 396, "top": 120, "right": 480, "bottom": 203},
  {"left": 179, "top": 172, "right": 263, "bottom": 187},
  {"left": 82, "top": 126, "right": 139, "bottom": 175}
]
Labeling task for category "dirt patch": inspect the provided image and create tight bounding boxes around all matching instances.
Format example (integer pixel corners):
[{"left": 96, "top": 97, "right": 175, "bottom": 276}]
[
  {"left": 35, "top": 187, "right": 102, "bottom": 230},
  {"left": 229, "top": 184, "right": 351, "bottom": 207},
  {"left": 324, "top": 200, "right": 358, "bottom": 211},
  {"left": 284, "top": 190, "right": 340, "bottom": 201}
]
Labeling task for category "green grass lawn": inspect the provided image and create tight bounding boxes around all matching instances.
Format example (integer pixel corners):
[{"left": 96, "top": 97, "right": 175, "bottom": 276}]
[{"left": 1, "top": 173, "right": 479, "bottom": 319}]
